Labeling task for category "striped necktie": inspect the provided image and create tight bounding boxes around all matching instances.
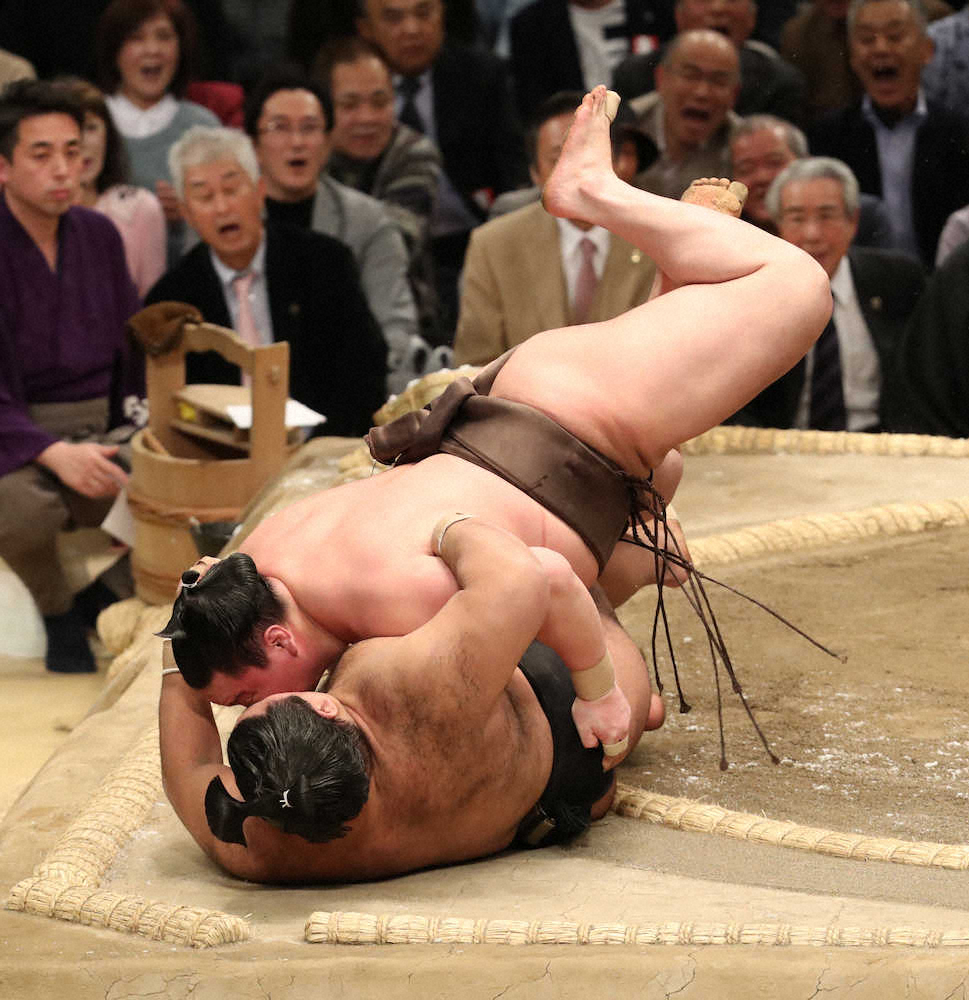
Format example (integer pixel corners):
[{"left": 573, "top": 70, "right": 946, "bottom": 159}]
[{"left": 808, "top": 317, "right": 847, "bottom": 431}]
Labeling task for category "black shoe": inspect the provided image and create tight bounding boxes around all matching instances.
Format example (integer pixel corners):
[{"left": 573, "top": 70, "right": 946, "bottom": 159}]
[
  {"left": 43, "top": 608, "right": 96, "bottom": 673},
  {"left": 72, "top": 578, "right": 120, "bottom": 629}
]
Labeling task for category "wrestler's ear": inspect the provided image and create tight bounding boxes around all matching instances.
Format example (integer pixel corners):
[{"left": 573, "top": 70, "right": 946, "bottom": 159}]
[
  {"left": 263, "top": 624, "right": 297, "bottom": 656},
  {"left": 307, "top": 694, "right": 342, "bottom": 719}
]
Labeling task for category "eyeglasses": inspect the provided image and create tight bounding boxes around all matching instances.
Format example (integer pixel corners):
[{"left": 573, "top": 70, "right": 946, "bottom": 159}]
[{"left": 257, "top": 120, "right": 326, "bottom": 141}]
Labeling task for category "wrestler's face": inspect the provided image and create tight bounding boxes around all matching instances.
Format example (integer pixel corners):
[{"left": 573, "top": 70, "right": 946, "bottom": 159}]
[
  {"left": 201, "top": 653, "right": 326, "bottom": 708},
  {"left": 0, "top": 113, "right": 82, "bottom": 221},
  {"left": 656, "top": 31, "right": 740, "bottom": 150},
  {"left": 730, "top": 126, "right": 797, "bottom": 227},
  {"left": 237, "top": 690, "right": 345, "bottom": 722},
  {"left": 254, "top": 89, "right": 330, "bottom": 202},
  {"left": 329, "top": 55, "right": 396, "bottom": 162},
  {"left": 849, "top": 0, "right": 932, "bottom": 115},
  {"left": 180, "top": 157, "right": 265, "bottom": 272},
  {"left": 675, "top": 0, "right": 757, "bottom": 47},
  {"left": 360, "top": 0, "right": 445, "bottom": 77},
  {"left": 776, "top": 176, "right": 858, "bottom": 278}
]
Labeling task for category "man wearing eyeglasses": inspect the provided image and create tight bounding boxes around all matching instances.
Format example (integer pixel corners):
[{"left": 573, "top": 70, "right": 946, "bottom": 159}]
[
  {"left": 628, "top": 29, "right": 742, "bottom": 199},
  {"left": 145, "top": 125, "right": 388, "bottom": 437},
  {"left": 243, "top": 67, "right": 424, "bottom": 393}
]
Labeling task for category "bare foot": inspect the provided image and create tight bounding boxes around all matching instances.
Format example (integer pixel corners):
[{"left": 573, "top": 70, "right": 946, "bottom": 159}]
[
  {"left": 681, "top": 177, "right": 748, "bottom": 217},
  {"left": 542, "top": 85, "right": 620, "bottom": 223}
]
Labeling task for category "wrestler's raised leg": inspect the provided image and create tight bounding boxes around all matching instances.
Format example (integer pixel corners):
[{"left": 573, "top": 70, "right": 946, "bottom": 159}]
[{"left": 494, "top": 86, "right": 831, "bottom": 476}]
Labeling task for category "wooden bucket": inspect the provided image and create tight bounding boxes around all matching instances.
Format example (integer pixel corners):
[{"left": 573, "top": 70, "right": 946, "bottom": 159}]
[{"left": 128, "top": 319, "right": 291, "bottom": 604}]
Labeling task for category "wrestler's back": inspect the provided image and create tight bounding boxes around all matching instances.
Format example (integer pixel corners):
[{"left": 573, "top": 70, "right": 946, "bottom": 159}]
[{"left": 240, "top": 455, "right": 600, "bottom": 640}]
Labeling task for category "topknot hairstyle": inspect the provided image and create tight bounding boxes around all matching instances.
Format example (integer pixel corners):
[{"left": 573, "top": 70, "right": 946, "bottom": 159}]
[{"left": 157, "top": 552, "right": 284, "bottom": 688}]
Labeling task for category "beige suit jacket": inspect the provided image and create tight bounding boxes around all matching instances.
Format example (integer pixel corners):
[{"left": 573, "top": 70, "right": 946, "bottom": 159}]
[{"left": 453, "top": 201, "right": 657, "bottom": 365}]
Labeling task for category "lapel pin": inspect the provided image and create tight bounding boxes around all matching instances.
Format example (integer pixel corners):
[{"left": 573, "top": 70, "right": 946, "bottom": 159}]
[{"left": 869, "top": 296, "right": 882, "bottom": 311}]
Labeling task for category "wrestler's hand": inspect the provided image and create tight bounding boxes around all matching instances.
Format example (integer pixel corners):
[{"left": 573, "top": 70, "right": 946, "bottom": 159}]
[{"left": 571, "top": 685, "right": 632, "bottom": 771}]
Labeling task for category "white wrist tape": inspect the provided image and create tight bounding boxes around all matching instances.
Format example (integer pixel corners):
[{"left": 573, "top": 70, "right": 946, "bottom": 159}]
[{"left": 572, "top": 651, "right": 616, "bottom": 701}]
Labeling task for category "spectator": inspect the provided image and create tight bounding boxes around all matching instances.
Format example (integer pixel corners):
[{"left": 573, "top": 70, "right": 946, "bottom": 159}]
[
  {"left": 629, "top": 29, "right": 741, "bottom": 199},
  {"left": 508, "top": 0, "right": 678, "bottom": 120},
  {"left": 61, "top": 78, "right": 167, "bottom": 298},
  {"left": 244, "top": 67, "right": 424, "bottom": 392},
  {"left": 97, "top": 0, "right": 221, "bottom": 265},
  {"left": 730, "top": 157, "right": 924, "bottom": 432},
  {"left": 922, "top": 4, "right": 969, "bottom": 119},
  {"left": 808, "top": 0, "right": 969, "bottom": 269},
  {"left": 0, "top": 0, "right": 233, "bottom": 83},
  {"left": 0, "top": 80, "right": 144, "bottom": 673},
  {"left": 730, "top": 113, "right": 893, "bottom": 247},
  {"left": 358, "top": 0, "right": 529, "bottom": 339},
  {"left": 146, "top": 126, "right": 388, "bottom": 437},
  {"left": 318, "top": 38, "right": 443, "bottom": 349},
  {"left": 783, "top": 0, "right": 953, "bottom": 124},
  {"left": 614, "top": 0, "right": 808, "bottom": 125},
  {"left": 896, "top": 237, "right": 969, "bottom": 435},
  {"left": 453, "top": 91, "right": 657, "bottom": 366}
]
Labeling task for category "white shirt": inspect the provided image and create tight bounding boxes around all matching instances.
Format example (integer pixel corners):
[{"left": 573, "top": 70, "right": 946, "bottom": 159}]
[
  {"left": 557, "top": 218, "right": 610, "bottom": 313},
  {"left": 106, "top": 92, "right": 179, "bottom": 139},
  {"left": 795, "top": 256, "right": 881, "bottom": 432},
  {"left": 567, "top": 0, "right": 629, "bottom": 90},
  {"left": 210, "top": 237, "right": 274, "bottom": 350}
]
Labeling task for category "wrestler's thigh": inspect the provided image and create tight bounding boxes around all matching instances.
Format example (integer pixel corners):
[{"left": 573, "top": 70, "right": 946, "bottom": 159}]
[{"left": 490, "top": 306, "right": 667, "bottom": 477}]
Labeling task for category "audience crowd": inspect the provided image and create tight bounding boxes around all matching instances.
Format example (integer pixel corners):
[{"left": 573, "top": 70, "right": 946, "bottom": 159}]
[{"left": 3, "top": 0, "right": 969, "bottom": 672}]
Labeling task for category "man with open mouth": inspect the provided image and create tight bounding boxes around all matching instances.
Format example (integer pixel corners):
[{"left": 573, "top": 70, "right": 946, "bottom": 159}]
[
  {"left": 808, "top": 0, "right": 969, "bottom": 270},
  {"left": 627, "top": 28, "right": 742, "bottom": 200}
]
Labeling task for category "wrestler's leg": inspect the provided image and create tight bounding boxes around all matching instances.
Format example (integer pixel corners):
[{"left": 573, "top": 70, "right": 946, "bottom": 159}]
[{"left": 492, "top": 86, "right": 831, "bottom": 475}]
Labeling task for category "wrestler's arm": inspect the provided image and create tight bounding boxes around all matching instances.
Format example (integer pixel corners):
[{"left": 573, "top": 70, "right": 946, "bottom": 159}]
[{"left": 158, "top": 671, "right": 264, "bottom": 879}]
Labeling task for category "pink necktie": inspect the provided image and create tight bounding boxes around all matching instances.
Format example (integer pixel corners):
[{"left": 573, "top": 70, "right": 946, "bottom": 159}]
[
  {"left": 232, "top": 272, "right": 261, "bottom": 348},
  {"left": 573, "top": 237, "right": 598, "bottom": 325}
]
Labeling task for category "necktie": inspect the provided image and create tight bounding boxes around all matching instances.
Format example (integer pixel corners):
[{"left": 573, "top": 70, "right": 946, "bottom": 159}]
[
  {"left": 572, "top": 237, "right": 598, "bottom": 325},
  {"left": 398, "top": 76, "right": 424, "bottom": 133},
  {"left": 232, "top": 271, "right": 260, "bottom": 387},
  {"left": 808, "top": 318, "right": 847, "bottom": 431}
]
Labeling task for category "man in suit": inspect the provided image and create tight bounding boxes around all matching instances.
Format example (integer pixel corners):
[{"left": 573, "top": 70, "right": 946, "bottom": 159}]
[
  {"left": 895, "top": 237, "right": 969, "bottom": 436},
  {"left": 508, "top": 0, "right": 677, "bottom": 121},
  {"left": 730, "top": 113, "right": 893, "bottom": 248},
  {"left": 146, "top": 126, "right": 387, "bottom": 438},
  {"left": 243, "top": 67, "right": 423, "bottom": 386},
  {"left": 358, "top": 0, "right": 528, "bottom": 337},
  {"left": 808, "top": 0, "right": 969, "bottom": 269},
  {"left": 614, "top": 0, "right": 808, "bottom": 126},
  {"left": 630, "top": 29, "right": 742, "bottom": 199},
  {"left": 453, "top": 92, "right": 657, "bottom": 366},
  {"left": 730, "top": 156, "right": 925, "bottom": 431}
]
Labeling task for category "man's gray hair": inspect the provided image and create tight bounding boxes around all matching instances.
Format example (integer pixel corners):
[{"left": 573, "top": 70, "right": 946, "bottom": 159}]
[
  {"left": 168, "top": 126, "right": 261, "bottom": 200},
  {"left": 765, "top": 156, "right": 861, "bottom": 221},
  {"left": 731, "top": 114, "right": 808, "bottom": 158},
  {"left": 847, "top": 0, "right": 927, "bottom": 35}
]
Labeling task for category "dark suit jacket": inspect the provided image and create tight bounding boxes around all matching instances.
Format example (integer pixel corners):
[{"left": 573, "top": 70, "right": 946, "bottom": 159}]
[
  {"left": 509, "top": 0, "right": 676, "bottom": 120},
  {"left": 613, "top": 40, "right": 808, "bottom": 126},
  {"left": 728, "top": 247, "right": 925, "bottom": 431},
  {"left": 896, "top": 239, "right": 969, "bottom": 436},
  {"left": 808, "top": 101, "right": 969, "bottom": 268},
  {"left": 145, "top": 221, "right": 387, "bottom": 438},
  {"left": 431, "top": 42, "right": 528, "bottom": 220}
]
